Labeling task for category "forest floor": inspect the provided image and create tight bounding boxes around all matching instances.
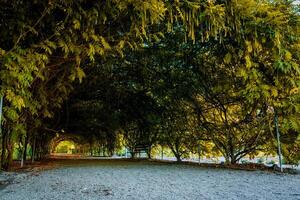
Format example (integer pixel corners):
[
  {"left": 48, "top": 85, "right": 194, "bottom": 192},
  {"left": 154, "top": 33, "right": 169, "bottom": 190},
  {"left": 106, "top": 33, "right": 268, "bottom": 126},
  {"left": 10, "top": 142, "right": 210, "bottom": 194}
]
[{"left": 0, "top": 159, "right": 300, "bottom": 200}]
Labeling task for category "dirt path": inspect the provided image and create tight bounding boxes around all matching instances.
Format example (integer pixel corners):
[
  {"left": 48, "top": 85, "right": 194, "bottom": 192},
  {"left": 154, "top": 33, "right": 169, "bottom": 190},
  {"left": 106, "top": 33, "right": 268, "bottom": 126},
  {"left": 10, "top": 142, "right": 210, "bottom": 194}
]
[{"left": 0, "top": 159, "right": 300, "bottom": 200}]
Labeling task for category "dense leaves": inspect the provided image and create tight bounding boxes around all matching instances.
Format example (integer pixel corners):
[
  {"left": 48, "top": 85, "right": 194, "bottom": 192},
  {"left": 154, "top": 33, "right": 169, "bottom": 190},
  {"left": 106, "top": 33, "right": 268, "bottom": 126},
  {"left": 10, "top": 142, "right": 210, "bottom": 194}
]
[{"left": 0, "top": 0, "right": 300, "bottom": 168}]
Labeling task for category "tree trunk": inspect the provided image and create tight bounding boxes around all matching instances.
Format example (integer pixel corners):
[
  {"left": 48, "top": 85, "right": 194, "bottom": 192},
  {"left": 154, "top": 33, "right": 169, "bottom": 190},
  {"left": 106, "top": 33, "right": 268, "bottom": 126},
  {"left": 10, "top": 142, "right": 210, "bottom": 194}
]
[
  {"left": 224, "top": 154, "right": 230, "bottom": 164},
  {"left": 175, "top": 153, "right": 182, "bottom": 162},
  {"left": 1, "top": 128, "right": 13, "bottom": 170},
  {"left": 147, "top": 147, "right": 152, "bottom": 159},
  {"left": 6, "top": 136, "right": 13, "bottom": 170},
  {"left": 20, "top": 147, "right": 24, "bottom": 168},
  {"left": 130, "top": 150, "right": 135, "bottom": 158},
  {"left": 31, "top": 135, "right": 36, "bottom": 163},
  {"left": 36, "top": 138, "right": 41, "bottom": 161},
  {"left": 1, "top": 128, "right": 7, "bottom": 169},
  {"left": 230, "top": 155, "right": 237, "bottom": 164},
  {"left": 22, "top": 132, "right": 29, "bottom": 164},
  {"left": 170, "top": 146, "right": 182, "bottom": 162},
  {"left": 89, "top": 143, "right": 93, "bottom": 156},
  {"left": 98, "top": 146, "right": 101, "bottom": 156}
]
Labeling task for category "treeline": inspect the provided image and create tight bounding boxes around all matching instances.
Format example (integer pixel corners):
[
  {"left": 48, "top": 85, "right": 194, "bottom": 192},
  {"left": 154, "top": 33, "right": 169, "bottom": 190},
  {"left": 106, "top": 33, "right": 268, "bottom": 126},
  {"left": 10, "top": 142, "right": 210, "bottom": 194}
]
[
  {"left": 65, "top": 25, "right": 300, "bottom": 163},
  {"left": 0, "top": 0, "right": 300, "bottom": 169}
]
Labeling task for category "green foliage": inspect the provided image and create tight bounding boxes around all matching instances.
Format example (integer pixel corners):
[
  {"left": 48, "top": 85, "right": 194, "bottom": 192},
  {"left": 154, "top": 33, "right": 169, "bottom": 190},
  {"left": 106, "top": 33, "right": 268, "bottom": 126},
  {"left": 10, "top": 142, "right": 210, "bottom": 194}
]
[
  {"left": 55, "top": 140, "right": 76, "bottom": 154},
  {"left": 1, "top": 0, "right": 300, "bottom": 168}
]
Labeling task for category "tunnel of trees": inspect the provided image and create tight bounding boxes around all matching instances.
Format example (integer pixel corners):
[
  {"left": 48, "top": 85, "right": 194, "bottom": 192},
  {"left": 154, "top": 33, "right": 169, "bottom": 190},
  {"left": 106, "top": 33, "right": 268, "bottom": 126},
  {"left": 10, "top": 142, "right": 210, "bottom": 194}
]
[{"left": 0, "top": 0, "right": 300, "bottom": 170}]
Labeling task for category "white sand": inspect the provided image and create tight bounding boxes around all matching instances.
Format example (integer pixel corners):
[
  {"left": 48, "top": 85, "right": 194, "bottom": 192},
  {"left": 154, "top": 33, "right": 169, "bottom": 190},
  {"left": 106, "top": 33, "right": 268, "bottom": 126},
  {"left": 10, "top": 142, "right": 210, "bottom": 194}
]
[{"left": 0, "top": 160, "right": 300, "bottom": 200}]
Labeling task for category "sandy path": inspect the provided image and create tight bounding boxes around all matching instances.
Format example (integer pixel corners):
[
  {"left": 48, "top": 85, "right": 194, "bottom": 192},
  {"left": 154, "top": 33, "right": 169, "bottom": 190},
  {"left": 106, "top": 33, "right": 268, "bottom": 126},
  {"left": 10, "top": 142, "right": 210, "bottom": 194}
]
[{"left": 0, "top": 160, "right": 300, "bottom": 200}]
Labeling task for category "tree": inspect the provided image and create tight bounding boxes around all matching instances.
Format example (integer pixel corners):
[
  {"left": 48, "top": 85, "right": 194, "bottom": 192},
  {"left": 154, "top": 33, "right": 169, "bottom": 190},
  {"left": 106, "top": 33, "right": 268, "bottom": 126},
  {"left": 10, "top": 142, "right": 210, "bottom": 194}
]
[{"left": 0, "top": 0, "right": 225, "bottom": 168}]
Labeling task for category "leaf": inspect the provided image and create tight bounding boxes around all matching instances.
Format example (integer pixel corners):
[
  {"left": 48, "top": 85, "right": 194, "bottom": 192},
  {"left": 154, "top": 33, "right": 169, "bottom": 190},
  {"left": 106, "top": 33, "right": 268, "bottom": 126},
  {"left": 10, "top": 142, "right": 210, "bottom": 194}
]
[
  {"left": 245, "top": 41, "right": 252, "bottom": 53},
  {"left": 270, "top": 88, "right": 278, "bottom": 97},
  {"left": 100, "top": 37, "right": 111, "bottom": 50},
  {"left": 5, "top": 108, "right": 19, "bottom": 121},
  {"left": 87, "top": 44, "right": 95, "bottom": 61},
  {"left": 285, "top": 51, "right": 292, "bottom": 61},
  {"left": 0, "top": 48, "right": 6, "bottom": 56},
  {"left": 73, "top": 19, "right": 81, "bottom": 30},
  {"left": 245, "top": 55, "right": 252, "bottom": 69},
  {"left": 6, "top": 90, "right": 25, "bottom": 110},
  {"left": 76, "top": 67, "right": 86, "bottom": 83},
  {"left": 224, "top": 53, "right": 232, "bottom": 64},
  {"left": 118, "top": 40, "right": 125, "bottom": 49}
]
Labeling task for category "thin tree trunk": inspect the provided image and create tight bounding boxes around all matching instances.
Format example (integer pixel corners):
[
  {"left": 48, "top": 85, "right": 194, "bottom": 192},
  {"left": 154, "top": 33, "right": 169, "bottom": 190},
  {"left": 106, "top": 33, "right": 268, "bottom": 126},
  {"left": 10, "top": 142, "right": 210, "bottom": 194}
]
[
  {"left": 147, "top": 147, "right": 152, "bottom": 159},
  {"left": 170, "top": 146, "right": 182, "bottom": 162},
  {"left": 23, "top": 132, "right": 29, "bottom": 164},
  {"left": 7, "top": 136, "right": 13, "bottom": 170},
  {"left": 198, "top": 144, "right": 201, "bottom": 164},
  {"left": 31, "top": 135, "right": 36, "bottom": 163},
  {"left": 36, "top": 138, "right": 41, "bottom": 161},
  {"left": 90, "top": 145, "right": 93, "bottom": 156},
  {"left": 130, "top": 150, "right": 135, "bottom": 158},
  {"left": 20, "top": 147, "right": 24, "bottom": 168},
  {"left": 1, "top": 129, "right": 7, "bottom": 169},
  {"left": 0, "top": 96, "right": 3, "bottom": 169}
]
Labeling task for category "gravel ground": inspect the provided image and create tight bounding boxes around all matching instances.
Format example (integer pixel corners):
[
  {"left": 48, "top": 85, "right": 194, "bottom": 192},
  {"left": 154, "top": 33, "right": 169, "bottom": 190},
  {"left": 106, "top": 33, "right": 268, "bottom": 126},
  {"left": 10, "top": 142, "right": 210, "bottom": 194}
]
[{"left": 0, "top": 159, "right": 300, "bottom": 200}]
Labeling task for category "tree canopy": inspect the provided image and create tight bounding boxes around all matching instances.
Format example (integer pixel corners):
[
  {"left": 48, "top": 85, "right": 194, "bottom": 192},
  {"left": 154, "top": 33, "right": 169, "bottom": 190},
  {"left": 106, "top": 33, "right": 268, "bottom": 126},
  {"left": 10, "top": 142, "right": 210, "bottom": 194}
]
[{"left": 0, "top": 0, "right": 300, "bottom": 169}]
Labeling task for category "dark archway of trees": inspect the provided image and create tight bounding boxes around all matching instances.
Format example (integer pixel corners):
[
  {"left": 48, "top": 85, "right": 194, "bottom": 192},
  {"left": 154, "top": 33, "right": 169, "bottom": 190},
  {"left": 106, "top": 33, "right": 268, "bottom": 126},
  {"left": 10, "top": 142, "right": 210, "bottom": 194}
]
[{"left": 1, "top": 0, "right": 300, "bottom": 170}]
